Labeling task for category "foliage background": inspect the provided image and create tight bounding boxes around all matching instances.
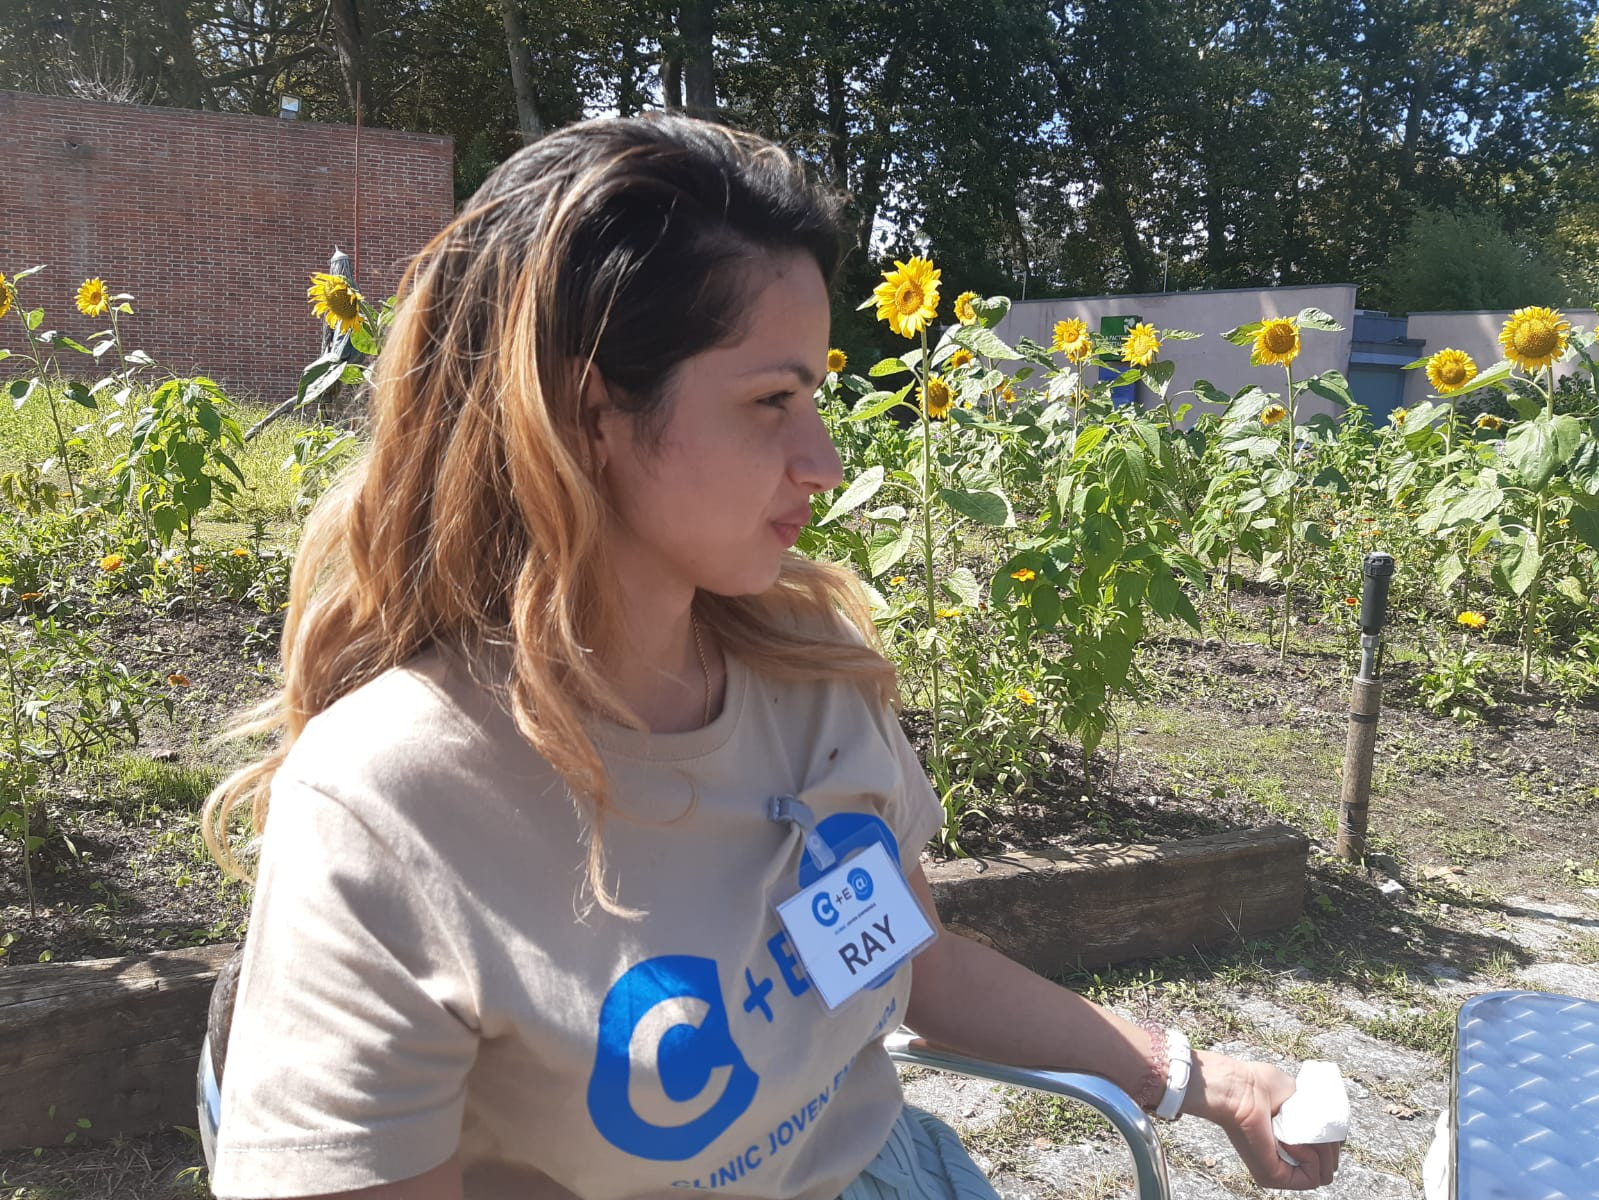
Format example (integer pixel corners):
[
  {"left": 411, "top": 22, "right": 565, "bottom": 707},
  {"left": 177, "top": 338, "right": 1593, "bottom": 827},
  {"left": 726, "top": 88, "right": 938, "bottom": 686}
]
[{"left": 6, "top": 0, "right": 1599, "bottom": 356}]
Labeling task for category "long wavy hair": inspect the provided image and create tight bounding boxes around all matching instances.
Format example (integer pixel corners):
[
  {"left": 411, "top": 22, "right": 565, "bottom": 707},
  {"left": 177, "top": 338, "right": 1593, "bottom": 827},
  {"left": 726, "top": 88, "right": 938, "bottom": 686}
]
[{"left": 203, "top": 115, "right": 898, "bottom": 912}]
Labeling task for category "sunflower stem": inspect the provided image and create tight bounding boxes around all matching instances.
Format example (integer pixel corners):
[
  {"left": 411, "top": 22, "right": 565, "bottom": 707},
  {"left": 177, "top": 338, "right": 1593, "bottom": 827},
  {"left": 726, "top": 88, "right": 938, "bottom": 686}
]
[
  {"left": 1279, "top": 362, "right": 1297, "bottom": 662},
  {"left": 918, "top": 326, "right": 942, "bottom": 771}
]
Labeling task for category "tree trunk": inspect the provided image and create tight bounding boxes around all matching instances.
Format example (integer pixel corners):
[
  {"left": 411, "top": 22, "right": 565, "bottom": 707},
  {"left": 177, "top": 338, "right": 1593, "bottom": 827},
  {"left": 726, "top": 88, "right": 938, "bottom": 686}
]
[
  {"left": 824, "top": 58, "right": 849, "bottom": 187},
  {"left": 156, "top": 0, "right": 209, "bottom": 109},
  {"left": 662, "top": 40, "right": 684, "bottom": 109},
  {"left": 499, "top": 0, "right": 545, "bottom": 142},
  {"left": 678, "top": 0, "right": 717, "bottom": 115},
  {"left": 326, "top": 0, "right": 371, "bottom": 115}
]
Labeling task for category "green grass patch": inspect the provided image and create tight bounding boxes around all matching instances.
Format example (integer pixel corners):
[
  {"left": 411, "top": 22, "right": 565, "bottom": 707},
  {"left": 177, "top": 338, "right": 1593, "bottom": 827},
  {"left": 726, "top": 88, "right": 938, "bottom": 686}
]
[{"left": 1359, "top": 1006, "right": 1455, "bottom": 1060}]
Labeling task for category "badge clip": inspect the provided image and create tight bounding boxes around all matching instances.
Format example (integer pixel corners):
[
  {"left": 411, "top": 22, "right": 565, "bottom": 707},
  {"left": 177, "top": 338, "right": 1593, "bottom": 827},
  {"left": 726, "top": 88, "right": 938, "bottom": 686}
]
[{"left": 768, "top": 794, "right": 837, "bottom": 870}]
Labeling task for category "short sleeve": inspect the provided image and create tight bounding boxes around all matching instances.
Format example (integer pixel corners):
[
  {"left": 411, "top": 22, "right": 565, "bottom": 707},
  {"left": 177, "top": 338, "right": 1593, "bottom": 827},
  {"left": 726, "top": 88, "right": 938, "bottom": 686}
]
[
  {"left": 211, "top": 776, "right": 480, "bottom": 1199},
  {"left": 884, "top": 713, "right": 945, "bottom": 874}
]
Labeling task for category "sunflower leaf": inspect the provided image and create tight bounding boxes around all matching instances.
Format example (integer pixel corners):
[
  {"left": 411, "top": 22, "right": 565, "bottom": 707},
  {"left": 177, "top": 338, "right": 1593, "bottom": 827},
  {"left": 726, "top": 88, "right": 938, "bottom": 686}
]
[
  {"left": 937, "top": 487, "right": 1014, "bottom": 526},
  {"left": 866, "top": 524, "right": 915, "bottom": 575},
  {"left": 952, "top": 326, "right": 1017, "bottom": 360},
  {"left": 1295, "top": 308, "right": 1344, "bottom": 332},
  {"left": 845, "top": 384, "right": 912, "bottom": 422},
  {"left": 1221, "top": 322, "right": 1263, "bottom": 346},
  {"left": 971, "top": 296, "right": 1010, "bottom": 328},
  {"left": 868, "top": 357, "right": 908, "bottom": 378},
  {"left": 819, "top": 466, "right": 885, "bottom": 525},
  {"left": 1303, "top": 370, "right": 1353, "bottom": 409}
]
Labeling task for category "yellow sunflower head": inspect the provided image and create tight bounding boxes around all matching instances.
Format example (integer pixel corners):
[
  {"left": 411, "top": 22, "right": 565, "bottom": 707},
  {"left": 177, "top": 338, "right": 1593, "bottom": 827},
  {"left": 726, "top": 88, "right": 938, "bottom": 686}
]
[
  {"left": 872, "top": 257, "right": 941, "bottom": 339},
  {"left": 75, "top": 277, "right": 110, "bottom": 318},
  {"left": 1390, "top": 407, "right": 1408, "bottom": 426},
  {"left": 1260, "top": 403, "right": 1288, "bottom": 426},
  {"left": 948, "top": 348, "right": 975, "bottom": 370},
  {"left": 0, "top": 274, "right": 13, "bottom": 322},
  {"left": 1253, "top": 318, "right": 1300, "bottom": 367},
  {"left": 922, "top": 373, "right": 954, "bottom": 419},
  {"left": 1122, "top": 322, "right": 1161, "bottom": 368},
  {"left": 1499, "top": 306, "right": 1571, "bottom": 372},
  {"left": 1001, "top": 383, "right": 1017, "bottom": 404},
  {"left": 1474, "top": 412, "right": 1505, "bottom": 431},
  {"left": 1457, "top": 610, "right": 1487, "bottom": 631},
  {"left": 1010, "top": 567, "right": 1036, "bottom": 582},
  {"left": 954, "top": 291, "right": 979, "bottom": 325},
  {"left": 1426, "top": 348, "right": 1477, "bottom": 395},
  {"left": 99, "top": 553, "right": 124, "bottom": 572},
  {"left": 307, "top": 272, "right": 365, "bottom": 337},
  {"left": 827, "top": 348, "right": 847, "bottom": 374},
  {"left": 1014, "top": 686, "right": 1036, "bottom": 705}
]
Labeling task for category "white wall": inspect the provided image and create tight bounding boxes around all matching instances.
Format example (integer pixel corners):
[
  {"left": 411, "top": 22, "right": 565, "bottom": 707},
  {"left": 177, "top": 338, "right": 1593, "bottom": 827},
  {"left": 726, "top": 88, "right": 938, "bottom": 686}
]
[{"left": 994, "top": 285, "right": 1359, "bottom": 420}]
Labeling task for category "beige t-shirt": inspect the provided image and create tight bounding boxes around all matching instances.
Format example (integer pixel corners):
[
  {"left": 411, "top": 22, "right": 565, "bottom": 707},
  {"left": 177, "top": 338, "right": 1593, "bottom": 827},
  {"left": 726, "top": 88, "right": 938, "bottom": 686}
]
[{"left": 211, "top": 643, "right": 944, "bottom": 1200}]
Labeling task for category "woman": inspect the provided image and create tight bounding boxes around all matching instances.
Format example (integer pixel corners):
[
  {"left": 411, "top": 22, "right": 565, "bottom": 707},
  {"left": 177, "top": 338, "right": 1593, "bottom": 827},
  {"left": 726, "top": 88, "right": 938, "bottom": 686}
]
[{"left": 204, "top": 114, "right": 1341, "bottom": 1200}]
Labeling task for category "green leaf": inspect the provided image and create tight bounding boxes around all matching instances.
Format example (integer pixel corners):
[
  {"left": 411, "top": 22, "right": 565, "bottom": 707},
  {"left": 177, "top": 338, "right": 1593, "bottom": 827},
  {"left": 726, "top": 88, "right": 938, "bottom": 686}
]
[
  {"left": 57, "top": 336, "right": 91, "bottom": 354},
  {"left": 1502, "top": 413, "right": 1584, "bottom": 492},
  {"left": 1030, "top": 583, "right": 1062, "bottom": 630},
  {"left": 937, "top": 487, "right": 1013, "bottom": 526},
  {"left": 952, "top": 325, "right": 1017, "bottom": 360},
  {"left": 0, "top": 349, "right": 9, "bottom": 361},
  {"left": 65, "top": 381, "right": 96, "bottom": 410},
  {"left": 1498, "top": 537, "right": 1542, "bottom": 597},
  {"left": 1295, "top": 307, "right": 1343, "bottom": 332},
  {"left": 1190, "top": 379, "right": 1231, "bottom": 409},
  {"left": 348, "top": 325, "right": 378, "bottom": 356},
  {"left": 944, "top": 567, "right": 982, "bottom": 608},
  {"left": 1103, "top": 443, "right": 1148, "bottom": 503},
  {"left": 9, "top": 378, "right": 33, "bottom": 407},
  {"left": 868, "top": 357, "right": 909, "bottom": 378},
  {"left": 1221, "top": 321, "right": 1263, "bottom": 346},
  {"left": 845, "top": 385, "right": 912, "bottom": 422},
  {"left": 1303, "top": 370, "right": 1353, "bottom": 409},
  {"left": 1070, "top": 425, "right": 1109, "bottom": 460},
  {"left": 866, "top": 524, "right": 915, "bottom": 575},
  {"left": 1141, "top": 359, "right": 1175, "bottom": 397},
  {"left": 25, "top": 308, "right": 44, "bottom": 331},
  {"left": 1568, "top": 505, "right": 1599, "bottom": 552},
  {"left": 819, "top": 466, "right": 885, "bottom": 525},
  {"left": 971, "top": 295, "right": 1011, "bottom": 328},
  {"left": 1554, "top": 575, "right": 1586, "bottom": 605},
  {"left": 1145, "top": 557, "right": 1179, "bottom": 618},
  {"left": 1435, "top": 553, "right": 1465, "bottom": 593}
]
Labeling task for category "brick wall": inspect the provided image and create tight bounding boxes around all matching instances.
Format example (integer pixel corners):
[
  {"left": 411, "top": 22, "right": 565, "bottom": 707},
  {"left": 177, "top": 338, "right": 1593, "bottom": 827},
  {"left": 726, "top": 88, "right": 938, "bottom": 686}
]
[{"left": 1, "top": 90, "right": 454, "bottom": 405}]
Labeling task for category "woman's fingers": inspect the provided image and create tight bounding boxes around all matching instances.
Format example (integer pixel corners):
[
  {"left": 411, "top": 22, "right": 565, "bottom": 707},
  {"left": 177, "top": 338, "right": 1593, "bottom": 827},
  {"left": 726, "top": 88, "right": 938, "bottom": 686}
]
[{"left": 1277, "top": 1141, "right": 1343, "bottom": 1189}]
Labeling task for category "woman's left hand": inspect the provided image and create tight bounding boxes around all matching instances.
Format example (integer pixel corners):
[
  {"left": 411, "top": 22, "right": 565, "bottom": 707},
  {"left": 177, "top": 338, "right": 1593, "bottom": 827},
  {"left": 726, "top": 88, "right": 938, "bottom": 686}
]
[{"left": 1186, "top": 1051, "right": 1342, "bottom": 1190}]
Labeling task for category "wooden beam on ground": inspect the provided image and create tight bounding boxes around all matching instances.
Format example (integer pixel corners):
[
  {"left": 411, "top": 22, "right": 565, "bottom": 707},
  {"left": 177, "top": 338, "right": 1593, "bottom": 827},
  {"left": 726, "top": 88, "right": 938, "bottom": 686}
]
[
  {"left": 924, "top": 824, "right": 1309, "bottom": 975},
  {"left": 0, "top": 943, "right": 238, "bottom": 1152}
]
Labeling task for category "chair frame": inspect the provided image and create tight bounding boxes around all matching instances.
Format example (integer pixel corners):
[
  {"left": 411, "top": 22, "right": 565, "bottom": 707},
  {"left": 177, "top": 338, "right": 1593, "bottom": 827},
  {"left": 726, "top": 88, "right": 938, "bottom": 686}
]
[{"left": 884, "top": 1030, "right": 1172, "bottom": 1200}]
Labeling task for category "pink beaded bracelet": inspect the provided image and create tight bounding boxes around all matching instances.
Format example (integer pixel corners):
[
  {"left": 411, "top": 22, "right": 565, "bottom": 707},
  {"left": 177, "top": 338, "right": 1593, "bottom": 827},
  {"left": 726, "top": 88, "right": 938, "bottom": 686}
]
[{"left": 1136, "top": 1020, "right": 1168, "bottom": 1112}]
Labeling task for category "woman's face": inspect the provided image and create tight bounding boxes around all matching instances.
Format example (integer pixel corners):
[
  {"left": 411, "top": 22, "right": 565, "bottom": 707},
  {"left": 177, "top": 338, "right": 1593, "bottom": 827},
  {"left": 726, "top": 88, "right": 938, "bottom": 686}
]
[{"left": 593, "top": 250, "right": 843, "bottom": 601}]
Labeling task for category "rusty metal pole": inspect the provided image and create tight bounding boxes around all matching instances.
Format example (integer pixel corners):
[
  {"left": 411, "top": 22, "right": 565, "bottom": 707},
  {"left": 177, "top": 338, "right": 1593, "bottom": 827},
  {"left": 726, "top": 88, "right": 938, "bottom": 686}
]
[{"left": 1338, "top": 552, "right": 1395, "bottom": 862}]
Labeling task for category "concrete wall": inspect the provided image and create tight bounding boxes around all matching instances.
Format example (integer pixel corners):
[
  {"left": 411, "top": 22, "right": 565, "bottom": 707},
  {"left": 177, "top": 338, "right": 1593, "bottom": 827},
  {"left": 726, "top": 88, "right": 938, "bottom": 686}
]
[
  {"left": 1401, "top": 310, "right": 1599, "bottom": 408},
  {"left": 1, "top": 90, "right": 454, "bottom": 405},
  {"left": 996, "top": 284, "right": 1359, "bottom": 421}
]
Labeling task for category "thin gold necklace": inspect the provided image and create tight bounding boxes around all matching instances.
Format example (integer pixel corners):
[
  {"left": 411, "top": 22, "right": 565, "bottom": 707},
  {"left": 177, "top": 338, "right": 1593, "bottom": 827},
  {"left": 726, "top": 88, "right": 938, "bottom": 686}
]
[{"left": 690, "top": 613, "right": 712, "bottom": 726}]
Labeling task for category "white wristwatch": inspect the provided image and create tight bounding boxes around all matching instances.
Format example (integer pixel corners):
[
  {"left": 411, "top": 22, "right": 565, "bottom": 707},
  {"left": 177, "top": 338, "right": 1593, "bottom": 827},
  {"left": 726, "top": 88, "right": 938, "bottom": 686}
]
[{"left": 1154, "top": 1028, "right": 1193, "bottom": 1121}]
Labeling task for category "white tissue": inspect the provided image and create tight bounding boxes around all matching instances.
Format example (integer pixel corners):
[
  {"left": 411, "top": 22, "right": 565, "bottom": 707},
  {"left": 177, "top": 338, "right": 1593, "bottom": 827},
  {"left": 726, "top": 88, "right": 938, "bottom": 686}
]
[
  {"left": 1272, "top": 1060, "right": 1350, "bottom": 1167},
  {"left": 1421, "top": 1108, "right": 1451, "bottom": 1200}
]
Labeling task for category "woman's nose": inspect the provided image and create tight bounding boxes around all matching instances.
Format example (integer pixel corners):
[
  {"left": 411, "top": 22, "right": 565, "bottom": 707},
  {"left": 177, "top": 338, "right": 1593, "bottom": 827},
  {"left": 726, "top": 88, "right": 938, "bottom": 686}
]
[{"left": 792, "top": 407, "right": 844, "bottom": 495}]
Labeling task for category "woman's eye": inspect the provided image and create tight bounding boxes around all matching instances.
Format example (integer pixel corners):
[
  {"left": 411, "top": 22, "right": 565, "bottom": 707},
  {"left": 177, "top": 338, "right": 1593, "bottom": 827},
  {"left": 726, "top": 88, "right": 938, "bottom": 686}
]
[{"left": 758, "top": 391, "right": 792, "bottom": 409}]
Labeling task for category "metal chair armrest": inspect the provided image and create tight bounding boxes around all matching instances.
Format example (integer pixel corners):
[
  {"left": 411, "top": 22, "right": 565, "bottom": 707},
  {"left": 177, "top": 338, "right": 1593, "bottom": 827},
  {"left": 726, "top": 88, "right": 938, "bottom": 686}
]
[{"left": 884, "top": 1029, "right": 1172, "bottom": 1200}]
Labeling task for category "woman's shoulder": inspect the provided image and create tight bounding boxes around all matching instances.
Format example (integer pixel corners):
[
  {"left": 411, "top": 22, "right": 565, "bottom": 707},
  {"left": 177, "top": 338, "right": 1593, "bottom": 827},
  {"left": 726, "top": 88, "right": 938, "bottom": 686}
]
[{"left": 277, "top": 643, "right": 543, "bottom": 822}]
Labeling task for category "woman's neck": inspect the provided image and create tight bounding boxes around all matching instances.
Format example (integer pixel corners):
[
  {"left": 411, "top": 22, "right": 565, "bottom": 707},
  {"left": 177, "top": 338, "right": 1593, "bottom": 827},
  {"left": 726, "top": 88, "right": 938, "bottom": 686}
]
[{"left": 606, "top": 604, "right": 726, "bottom": 734}]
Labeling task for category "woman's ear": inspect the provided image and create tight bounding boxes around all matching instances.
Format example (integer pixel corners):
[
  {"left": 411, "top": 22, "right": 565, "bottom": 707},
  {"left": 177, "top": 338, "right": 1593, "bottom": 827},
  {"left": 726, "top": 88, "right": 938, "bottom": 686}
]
[{"left": 577, "top": 363, "right": 613, "bottom": 470}]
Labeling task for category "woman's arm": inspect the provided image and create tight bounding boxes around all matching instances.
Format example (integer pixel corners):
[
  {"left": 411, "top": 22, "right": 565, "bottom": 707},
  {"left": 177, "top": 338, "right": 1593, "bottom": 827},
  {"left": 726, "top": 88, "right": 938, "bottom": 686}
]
[{"left": 901, "top": 867, "right": 1340, "bottom": 1190}]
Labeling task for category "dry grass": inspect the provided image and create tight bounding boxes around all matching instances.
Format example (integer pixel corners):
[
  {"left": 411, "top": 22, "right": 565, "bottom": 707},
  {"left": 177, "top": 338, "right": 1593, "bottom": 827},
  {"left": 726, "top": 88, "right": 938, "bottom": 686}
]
[{"left": 0, "top": 1129, "right": 208, "bottom": 1200}]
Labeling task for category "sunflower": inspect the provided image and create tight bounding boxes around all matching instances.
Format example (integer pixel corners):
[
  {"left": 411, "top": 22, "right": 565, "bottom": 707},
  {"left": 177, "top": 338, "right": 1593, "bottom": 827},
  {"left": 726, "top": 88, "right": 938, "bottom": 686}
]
[
  {"left": 167, "top": 673, "right": 192, "bottom": 687},
  {"left": 1474, "top": 412, "right": 1505, "bottom": 431},
  {"left": 953, "top": 291, "right": 979, "bottom": 326},
  {"left": 1122, "top": 322, "right": 1160, "bottom": 368},
  {"left": 1052, "top": 317, "right": 1092, "bottom": 360},
  {"left": 921, "top": 373, "right": 954, "bottom": 419},
  {"left": 1253, "top": 318, "right": 1300, "bottom": 367},
  {"left": 231, "top": 546, "right": 250, "bottom": 557},
  {"left": 1390, "top": 407, "right": 1408, "bottom": 426},
  {"left": 1001, "top": 383, "right": 1017, "bottom": 404},
  {"left": 1499, "top": 306, "right": 1571, "bottom": 372},
  {"left": 1457, "top": 611, "right": 1487, "bottom": 631},
  {"left": 75, "top": 277, "right": 110, "bottom": 318},
  {"left": 308, "top": 272, "right": 364, "bottom": 337},
  {"left": 947, "top": 348, "right": 975, "bottom": 371},
  {"left": 1426, "top": 348, "right": 1477, "bottom": 395},
  {"left": 1260, "top": 403, "right": 1288, "bottom": 426},
  {"left": 889, "top": 575, "right": 907, "bottom": 586},
  {"left": 1014, "top": 686, "right": 1036, "bottom": 705},
  {"left": 872, "top": 257, "right": 941, "bottom": 339},
  {"left": 935, "top": 607, "right": 962, "bottom": 619},
  {"left": 0, "top": 274, "right": 13, "bottom": 322},
  {"left": 99, "top": 553, "right": 124, "bottom": 572},
  {"left": 1010, "top": 567, "right": 1036, "bottom": 582},
  {"left": 827, "top": 348, "right": 847, "bottom": 374}
]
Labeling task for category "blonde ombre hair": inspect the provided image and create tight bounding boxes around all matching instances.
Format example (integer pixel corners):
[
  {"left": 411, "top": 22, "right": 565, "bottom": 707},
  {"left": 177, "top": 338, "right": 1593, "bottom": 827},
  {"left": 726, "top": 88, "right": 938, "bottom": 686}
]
[{"left": 203, "top": 114, "right": 898, "bottom": 911}]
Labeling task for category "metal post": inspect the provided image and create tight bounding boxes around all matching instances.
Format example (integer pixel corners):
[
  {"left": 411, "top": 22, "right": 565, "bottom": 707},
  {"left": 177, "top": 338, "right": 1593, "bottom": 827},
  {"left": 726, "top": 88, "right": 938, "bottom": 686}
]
[{"left": 1338, "top": 552, "right": 1395, "bottom": 861}]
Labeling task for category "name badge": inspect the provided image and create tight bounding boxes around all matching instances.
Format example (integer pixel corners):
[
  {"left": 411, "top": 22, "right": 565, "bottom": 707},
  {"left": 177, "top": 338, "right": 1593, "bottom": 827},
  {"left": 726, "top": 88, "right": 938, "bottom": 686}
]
[{"left": 773, "top": 841, "right": 935, "bottom": 1011}]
